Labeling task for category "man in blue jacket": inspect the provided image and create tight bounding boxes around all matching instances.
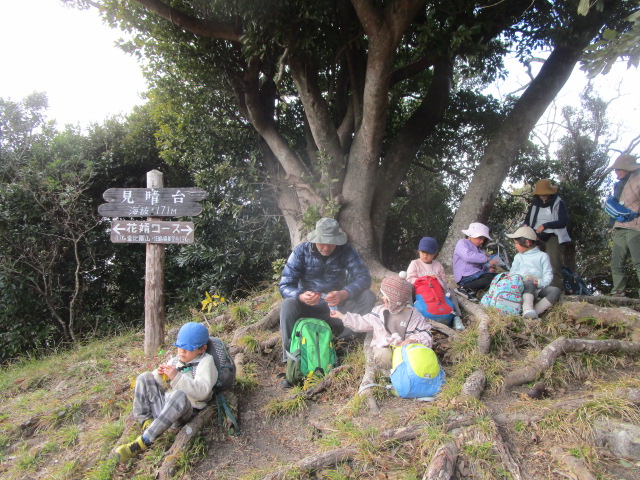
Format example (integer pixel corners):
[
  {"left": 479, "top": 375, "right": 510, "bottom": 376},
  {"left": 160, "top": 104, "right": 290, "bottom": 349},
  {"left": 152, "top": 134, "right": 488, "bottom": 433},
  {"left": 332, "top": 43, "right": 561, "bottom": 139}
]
[{"left": 279, "top": 218, "right": 376, "bottom": 364}]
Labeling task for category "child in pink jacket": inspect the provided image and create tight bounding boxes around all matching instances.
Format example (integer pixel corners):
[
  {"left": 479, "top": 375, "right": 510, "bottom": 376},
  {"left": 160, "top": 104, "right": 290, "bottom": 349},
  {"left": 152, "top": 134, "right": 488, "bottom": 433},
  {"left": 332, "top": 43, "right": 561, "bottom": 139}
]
[{"left": 330, "top": 275, "right": 433, "bottom": 369}]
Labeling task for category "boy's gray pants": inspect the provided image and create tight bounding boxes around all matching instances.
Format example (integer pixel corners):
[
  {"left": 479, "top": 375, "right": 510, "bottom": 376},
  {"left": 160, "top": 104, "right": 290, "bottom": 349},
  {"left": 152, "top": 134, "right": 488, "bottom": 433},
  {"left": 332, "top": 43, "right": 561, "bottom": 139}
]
[
  {"left": 132, "top": 372, "right": 194, "bottom": 443},
  {"left": 279, "top": 289, "right": 376, "bottom": 362}
]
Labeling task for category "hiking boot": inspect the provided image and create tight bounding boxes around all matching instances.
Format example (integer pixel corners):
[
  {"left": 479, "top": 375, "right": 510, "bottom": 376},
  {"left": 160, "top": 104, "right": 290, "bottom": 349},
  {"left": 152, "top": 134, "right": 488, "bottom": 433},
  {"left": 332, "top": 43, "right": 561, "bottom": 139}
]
[
  {"left": 610, "top": 290, "right": 626, "bottom": 297},
  {"left": 113, "top": 435, "right": 148, "bottom": 463}
]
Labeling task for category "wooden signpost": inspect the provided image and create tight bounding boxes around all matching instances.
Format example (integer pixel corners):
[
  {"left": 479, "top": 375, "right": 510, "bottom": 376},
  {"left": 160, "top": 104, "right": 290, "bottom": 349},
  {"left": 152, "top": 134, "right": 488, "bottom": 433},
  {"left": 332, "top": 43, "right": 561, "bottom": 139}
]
[{"left": 99, "top": 170, "right": 206, "bottom": 355}]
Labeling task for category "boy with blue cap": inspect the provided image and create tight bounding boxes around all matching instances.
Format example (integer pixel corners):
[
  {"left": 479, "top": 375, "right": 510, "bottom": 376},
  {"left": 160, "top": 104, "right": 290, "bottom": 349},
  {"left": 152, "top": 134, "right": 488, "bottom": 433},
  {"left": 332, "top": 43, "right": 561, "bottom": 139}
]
[{"left": 113, "top": 322, "right": 217, "bottom": 463}]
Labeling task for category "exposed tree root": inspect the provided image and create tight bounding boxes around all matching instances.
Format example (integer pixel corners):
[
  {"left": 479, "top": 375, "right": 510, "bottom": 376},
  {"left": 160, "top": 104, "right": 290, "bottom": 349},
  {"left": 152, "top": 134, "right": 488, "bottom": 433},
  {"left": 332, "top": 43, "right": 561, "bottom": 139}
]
[
  {"left": 559, "top": 301, "right": 640, "bottom": 341},
  {"left": 460, "top": 369, "right": 486, "bottom": 399},
  {"left": 551, "top": 446, "right": 597, "bottom": 480},
  {"left": 259, "top": 332, "right": 281, "bottom": 351},
  {"left": 427, "top": 320, "right": 458, "bottom": 337},
  {"left": 289, "top": 364, "right": 353, "bottom": 400},
  {"left": 260, "top": 415, "right": 476, "bottom": 480},
  {"left": 493, "top": 388, "right": 640, "bottom": 426},
  {"left": 457, "top": 297, "right": 491, "bottom": 354},
  {"left": 358, "top": 332, "right": 381, "bottom": 415},
  {"left": 504, "top": 337, "right": 640, "bottom": 390},
  {"left": 231, "top": 301, "right": 281, "bottom": 345},
  {"left": 563, "top": 295, "right": 640, "bottom": 309},
  {"left": 158, "top": 391, "right": 238, "bottom": 480},
  {"left": 422, "top": 441, "right": 458, "bottom": 479}
]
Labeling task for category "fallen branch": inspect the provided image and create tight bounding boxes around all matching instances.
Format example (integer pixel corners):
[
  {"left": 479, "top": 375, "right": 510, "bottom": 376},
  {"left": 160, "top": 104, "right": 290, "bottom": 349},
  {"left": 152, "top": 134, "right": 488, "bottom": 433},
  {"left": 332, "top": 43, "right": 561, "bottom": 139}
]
[
  {"left": 551, "top": 446, "right": 597, "bottom": 480},
  {"left": 504, "top": 337, "right": 640, "bottom": 390}
]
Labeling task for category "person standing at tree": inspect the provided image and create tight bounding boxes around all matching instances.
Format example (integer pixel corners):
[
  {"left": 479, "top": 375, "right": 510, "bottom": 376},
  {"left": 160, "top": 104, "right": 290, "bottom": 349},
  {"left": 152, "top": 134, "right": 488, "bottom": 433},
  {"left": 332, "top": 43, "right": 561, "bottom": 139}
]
[
  {"left": 607, "top": 154, "right": 640, "bottom": 297},
  {"left": 523, "top": 179, "right": 571, "bottom": 290},
  {"left": 278, "top": 218, "right": 376, "bottom": 365}
]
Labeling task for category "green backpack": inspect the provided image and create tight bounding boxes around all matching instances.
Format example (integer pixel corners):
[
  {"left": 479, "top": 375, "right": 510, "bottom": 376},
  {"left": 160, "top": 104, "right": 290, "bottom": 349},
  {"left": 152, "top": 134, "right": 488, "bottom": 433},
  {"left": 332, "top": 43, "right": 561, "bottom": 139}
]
[{"left": 285, "top": 318, "right": 337, "bottom": 385}]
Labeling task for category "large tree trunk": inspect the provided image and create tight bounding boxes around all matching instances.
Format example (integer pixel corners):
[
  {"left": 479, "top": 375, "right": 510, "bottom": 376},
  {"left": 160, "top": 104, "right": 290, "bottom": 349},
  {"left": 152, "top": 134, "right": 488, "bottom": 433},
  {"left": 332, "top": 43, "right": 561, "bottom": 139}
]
[{"left": 440, "top": 10, "right": 612, "bottom": 267}]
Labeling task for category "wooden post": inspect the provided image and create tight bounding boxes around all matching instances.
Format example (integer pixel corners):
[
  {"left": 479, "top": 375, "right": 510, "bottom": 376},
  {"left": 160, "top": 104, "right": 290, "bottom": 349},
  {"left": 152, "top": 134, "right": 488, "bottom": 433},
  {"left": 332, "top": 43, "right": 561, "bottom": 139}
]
[{"left": 144, "top": 170, "right": 165, "bottom": 355}]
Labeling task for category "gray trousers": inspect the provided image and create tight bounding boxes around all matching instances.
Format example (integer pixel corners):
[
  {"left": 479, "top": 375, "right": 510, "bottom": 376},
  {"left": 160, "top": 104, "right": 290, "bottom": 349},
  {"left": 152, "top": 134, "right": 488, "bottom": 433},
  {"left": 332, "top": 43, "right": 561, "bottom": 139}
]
[
  {"left": 611, "top": 227, "right": 640, "bottom": 296},
  {"left": 280, "top": 289, "right": 377, "bottom": 361},
  {"left": 132, "top": 372, "right": 194, "bottom": 443},
  {"left": 523, "top": 281, "right": 562, "bottom": 304}
]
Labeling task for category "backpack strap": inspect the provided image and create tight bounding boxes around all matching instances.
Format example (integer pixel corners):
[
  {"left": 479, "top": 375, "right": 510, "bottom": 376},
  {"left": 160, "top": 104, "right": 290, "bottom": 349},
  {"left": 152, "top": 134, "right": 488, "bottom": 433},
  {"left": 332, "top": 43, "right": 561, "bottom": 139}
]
[{"left": 215, "top": 392, "right": 240, "bottom": 435}]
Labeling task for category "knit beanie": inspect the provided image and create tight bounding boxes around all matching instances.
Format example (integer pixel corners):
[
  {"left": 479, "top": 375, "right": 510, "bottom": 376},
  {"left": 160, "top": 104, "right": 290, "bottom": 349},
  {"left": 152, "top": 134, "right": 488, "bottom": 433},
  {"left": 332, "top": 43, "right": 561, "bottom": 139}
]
[{"left": 380, "top": 276, "right": 414, "bottom": 314}]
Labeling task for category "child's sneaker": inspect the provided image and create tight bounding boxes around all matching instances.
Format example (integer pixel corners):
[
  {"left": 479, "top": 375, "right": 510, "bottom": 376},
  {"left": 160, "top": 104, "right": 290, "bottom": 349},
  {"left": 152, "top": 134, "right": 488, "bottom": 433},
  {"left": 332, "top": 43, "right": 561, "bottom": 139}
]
[
  {"left": 455, "top": 287, "right": 478, "bottom": 303},
  {"left": 452, "top": 316, "right": 465, "bottom": 330},
  {"left": 610, "top": 290, "right": 626, "bottom": 297},
  {"left": 114, "top": 435, "right": 148, "bottom": 463},
  {"left": 141, "top": 419, "right": 152, "bottom": 431}
]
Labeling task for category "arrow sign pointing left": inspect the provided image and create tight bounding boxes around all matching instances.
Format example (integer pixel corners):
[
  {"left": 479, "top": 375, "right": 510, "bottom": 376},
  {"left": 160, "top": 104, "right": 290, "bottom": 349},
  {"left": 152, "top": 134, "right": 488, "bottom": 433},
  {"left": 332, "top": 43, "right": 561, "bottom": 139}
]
[{"left": 110, "top": 221, "right": 195, "bottom": 244}]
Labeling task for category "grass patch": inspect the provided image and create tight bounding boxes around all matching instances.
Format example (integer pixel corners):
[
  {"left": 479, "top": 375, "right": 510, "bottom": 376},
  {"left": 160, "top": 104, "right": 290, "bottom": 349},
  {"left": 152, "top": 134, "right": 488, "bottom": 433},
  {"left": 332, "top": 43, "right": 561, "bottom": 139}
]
[{"left": 263, "top": 389, "right": 308, "bottom": 418}]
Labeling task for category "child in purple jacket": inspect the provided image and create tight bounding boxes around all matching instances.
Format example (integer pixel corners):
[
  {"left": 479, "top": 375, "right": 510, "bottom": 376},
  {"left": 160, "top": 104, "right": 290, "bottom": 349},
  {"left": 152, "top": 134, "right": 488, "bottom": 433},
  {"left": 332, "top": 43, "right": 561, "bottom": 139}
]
[{"left": 452, "top": 222, "right": 499, "bottom": 302}]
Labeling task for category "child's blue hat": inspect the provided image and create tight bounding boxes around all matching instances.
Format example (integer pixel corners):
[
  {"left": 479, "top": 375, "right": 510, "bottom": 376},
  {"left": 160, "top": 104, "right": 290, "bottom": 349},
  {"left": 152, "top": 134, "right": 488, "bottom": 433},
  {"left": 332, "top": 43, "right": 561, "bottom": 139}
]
[
  {"left": 418, "top": 237, "right": 438, "bottom": 254},
  {"left": 174, "top": 322, "right": 209, "bottom": 351}
]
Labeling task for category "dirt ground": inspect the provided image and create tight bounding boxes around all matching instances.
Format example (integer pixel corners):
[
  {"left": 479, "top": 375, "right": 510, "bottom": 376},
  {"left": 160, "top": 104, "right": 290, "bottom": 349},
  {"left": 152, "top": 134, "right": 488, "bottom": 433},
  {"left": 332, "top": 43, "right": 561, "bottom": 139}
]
[{"left": 187, "top": 331, "right": 640, "bottom": 480}]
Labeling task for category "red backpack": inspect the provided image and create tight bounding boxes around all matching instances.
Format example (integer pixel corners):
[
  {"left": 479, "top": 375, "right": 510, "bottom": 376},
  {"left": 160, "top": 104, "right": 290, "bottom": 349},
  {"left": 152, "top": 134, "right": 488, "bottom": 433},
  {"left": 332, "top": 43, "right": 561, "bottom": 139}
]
[{"left": 413, "top": 276, "right": 455, "bottom": 325}]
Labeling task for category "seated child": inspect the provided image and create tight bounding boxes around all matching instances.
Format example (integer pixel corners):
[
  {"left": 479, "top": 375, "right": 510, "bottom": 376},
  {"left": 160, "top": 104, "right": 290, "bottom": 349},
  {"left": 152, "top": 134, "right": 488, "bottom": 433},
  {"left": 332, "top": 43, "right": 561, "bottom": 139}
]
[
  {"left": 452, "top": 222, "right": 499, "bottom": 302},
  {"left": 406, "top": 236, "right": 464, "bottom": 330},
  {"left": 329, "top": 275, "right": 433, "bottom": 369},
  {"left": 506, "top": 226, "right": 562, "bottom": 318},
  {"left": 113, "top": 322, "right": 217, "bottom": 463}
]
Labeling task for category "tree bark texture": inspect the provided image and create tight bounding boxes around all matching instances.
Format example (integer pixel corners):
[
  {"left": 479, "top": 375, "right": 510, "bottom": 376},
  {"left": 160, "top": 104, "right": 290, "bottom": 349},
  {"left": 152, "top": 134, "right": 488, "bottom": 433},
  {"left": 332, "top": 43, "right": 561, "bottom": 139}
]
[
  {"left": 504, "top": 337, "right": 640, "bottom": 389},
  {"left": 144, "top": 169, "right": 165, "bottom": 356}
]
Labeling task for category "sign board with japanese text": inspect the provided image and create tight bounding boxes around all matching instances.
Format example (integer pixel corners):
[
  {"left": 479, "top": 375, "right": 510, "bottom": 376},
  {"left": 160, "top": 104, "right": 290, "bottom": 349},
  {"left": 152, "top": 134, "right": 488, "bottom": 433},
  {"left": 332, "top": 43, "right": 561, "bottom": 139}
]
[
  {"left": 98, "top": 187, "right": 206, "bottom": 218},
  {"left": 110, "top": 221, "right": 195, "bottom": 244}
]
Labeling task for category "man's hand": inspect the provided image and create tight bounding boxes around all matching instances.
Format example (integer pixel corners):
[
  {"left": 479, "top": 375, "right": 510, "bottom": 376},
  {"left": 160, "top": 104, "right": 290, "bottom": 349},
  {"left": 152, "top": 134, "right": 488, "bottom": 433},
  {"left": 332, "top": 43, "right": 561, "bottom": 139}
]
[
  {"left": 324, "top": 290, "right": 349, "bottom": 307},
  {"left": 536, "top": 225, "right": 545, "bottom": 234},
  {"left": 299, "top": 291, "right": 320, "bottom": 306}
]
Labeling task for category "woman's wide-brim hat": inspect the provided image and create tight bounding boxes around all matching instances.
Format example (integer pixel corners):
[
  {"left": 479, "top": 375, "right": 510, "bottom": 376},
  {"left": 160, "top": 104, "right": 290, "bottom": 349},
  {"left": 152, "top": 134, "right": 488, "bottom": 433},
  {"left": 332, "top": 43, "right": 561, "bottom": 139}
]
[
  {"left": 609, "top": 154, "right": 640, "bottom": 172},
  {"left": 461, "top": 222, "right": 492, "bottom": 240},
  {"left": 532, "top": 179, "right": 558, "bottom": 196},
  {"left": 307, "top": 218, "right": 347, "bottom": 245}
]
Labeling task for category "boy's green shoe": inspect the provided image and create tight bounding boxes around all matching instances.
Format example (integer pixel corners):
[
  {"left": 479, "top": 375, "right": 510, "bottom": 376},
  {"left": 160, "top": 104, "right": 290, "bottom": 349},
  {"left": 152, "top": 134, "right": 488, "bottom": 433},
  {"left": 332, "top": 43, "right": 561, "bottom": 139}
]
[{"left": 114, "top": 435, "right": 148, "bottom": 463}]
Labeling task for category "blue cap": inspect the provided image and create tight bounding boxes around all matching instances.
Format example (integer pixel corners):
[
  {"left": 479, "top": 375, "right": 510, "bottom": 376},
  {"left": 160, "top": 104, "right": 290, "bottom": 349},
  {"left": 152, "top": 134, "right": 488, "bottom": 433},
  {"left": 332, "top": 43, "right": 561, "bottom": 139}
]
[
  {"left": 174, "top": 322, "right": 209, "bottom": 351},
  {"left": 418, "top": 237, "right": 438, "bottom": 254}
]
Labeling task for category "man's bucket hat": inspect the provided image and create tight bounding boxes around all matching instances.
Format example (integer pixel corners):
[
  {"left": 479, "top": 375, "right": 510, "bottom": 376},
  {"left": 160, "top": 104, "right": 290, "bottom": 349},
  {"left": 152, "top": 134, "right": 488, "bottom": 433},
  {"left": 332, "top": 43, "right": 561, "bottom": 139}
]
[
  {"left": 307, "top": 218, "right": 347, "bottom": 245},
  {"left": 609, "top": 154, "right": 640, "bottom": 172},
  {"left": 461, "top": 222, "right": 492, "bottom": 240},
  {"left": 532, "top": 179, "right": 558, "bottom": 196}
]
